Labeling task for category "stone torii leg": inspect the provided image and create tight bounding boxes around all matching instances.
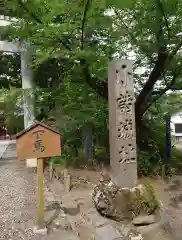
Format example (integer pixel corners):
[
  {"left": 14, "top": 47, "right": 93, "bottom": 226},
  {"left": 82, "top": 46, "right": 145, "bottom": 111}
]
[{"left": 20, "top": 42, "right": 35, "bottom": 128}]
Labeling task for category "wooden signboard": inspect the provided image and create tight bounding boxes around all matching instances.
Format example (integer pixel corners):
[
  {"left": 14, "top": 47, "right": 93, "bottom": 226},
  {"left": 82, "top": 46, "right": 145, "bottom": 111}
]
[
  {"left": 16, "top": 121, "right": 61, "bottom": 160},
  {"left": 16, "top": 121, "right": 61, "bottom": 230}
]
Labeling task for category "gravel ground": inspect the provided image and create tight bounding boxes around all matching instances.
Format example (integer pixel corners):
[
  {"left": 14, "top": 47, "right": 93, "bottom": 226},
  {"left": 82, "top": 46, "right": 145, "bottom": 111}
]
[{"left": 0, "top": 158, "right": 38, "bottom": 240}]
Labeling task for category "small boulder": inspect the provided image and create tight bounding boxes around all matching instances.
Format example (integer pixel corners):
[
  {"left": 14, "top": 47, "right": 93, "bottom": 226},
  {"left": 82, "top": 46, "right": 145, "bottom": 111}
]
[{"left": 92, "top": 181, "right": 159, "bottom": 222}]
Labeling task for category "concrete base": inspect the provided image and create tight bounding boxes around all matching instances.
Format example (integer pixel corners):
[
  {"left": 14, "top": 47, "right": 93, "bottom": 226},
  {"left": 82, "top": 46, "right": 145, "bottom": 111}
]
[
  {"left": 26, "top": 158, "right": 37, "bottom": 167},
  {"left": 33, "top": 226, "right": 47, "bottom": 235}
]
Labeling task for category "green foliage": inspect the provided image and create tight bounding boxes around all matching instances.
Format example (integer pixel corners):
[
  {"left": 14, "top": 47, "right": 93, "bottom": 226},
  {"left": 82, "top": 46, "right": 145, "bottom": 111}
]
[
  {"left": 0, "top": 88, "right": 24, "bottom": 133},
  {"left": 0, "top": 53, "right": 21, "bottom": 88},
  {"left": 2, "top": 0, "right": 182, "bottom": 175},
  {"left": 138, "top": 92, "right": 182, "bottom": 176},
  {"left": 50, "top": 155, "right": 66, "bottom": 165}
]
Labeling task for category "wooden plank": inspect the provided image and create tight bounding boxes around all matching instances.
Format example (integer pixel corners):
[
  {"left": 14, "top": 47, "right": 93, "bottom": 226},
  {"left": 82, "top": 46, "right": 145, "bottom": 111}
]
[
  {"left": 37, "top": 158, "right": 44, "bottom": 228},
  {"left": 16, "top": 123, "right": 61, "bottom": 160}
]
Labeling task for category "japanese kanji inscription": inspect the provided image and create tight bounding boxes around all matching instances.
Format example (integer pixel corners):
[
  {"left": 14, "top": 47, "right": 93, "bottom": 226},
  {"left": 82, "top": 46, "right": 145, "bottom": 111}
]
[{"left": 16, "top": 121, "right": 61, "bottom": 160}]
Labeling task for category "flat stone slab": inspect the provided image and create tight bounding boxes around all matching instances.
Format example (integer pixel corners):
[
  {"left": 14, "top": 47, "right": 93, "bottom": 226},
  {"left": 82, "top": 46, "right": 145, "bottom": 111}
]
[
  {"left": 133, "top": 215, "right": 156, "bottom": 226},
  {"left": 76, "top": 224, "right": 95, "bottom": 240},
  {"left": 44, "top": 230, "right": 80, "bottom": 240},
  {"left": 86, "top": 212, "right": 109, "bottom": 227},
  {"left": 95, "top": 224, "right": 122, "bottom": 240}
]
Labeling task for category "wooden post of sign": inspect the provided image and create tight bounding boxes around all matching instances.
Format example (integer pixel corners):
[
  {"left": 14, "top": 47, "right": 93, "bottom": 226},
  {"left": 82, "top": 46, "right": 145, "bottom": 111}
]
[
  {"left": 16, "top": 121, "right": 61, "bottom": 234},
  {"left": 37, "top": 158, "right": 44, "bottom": 228}
]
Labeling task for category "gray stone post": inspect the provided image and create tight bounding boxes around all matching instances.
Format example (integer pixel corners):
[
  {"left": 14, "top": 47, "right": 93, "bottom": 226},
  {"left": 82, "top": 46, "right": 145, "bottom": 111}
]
[
  {"left": 20, "top": 42, "right": 37, "bottom": 167},
  {"left": 108, "top": 60, "right": 137, "bottom": 188},
  {"left": 20, "top": 42, "right": 35, "bottom": 128}
]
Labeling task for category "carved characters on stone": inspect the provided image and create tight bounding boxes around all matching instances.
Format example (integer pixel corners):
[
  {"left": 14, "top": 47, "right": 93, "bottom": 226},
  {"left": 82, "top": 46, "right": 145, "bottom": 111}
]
[
  {"left": 115, "top": 64, "right": 132, "bottom": 87},
  {"left": 116, "top": 70, "right": 121, "bottom": 84},
  {"left": 117, "top": 118, "right": 133, "bottom": 139},
  {"left": 115, "top": 69, "right": 126, "bottom": 86},
  {"left": 118, "top": 143, "right": 136, "bottom": 164},
  {"left": 116, "top": 91, "right": 133, "bottom": 114},
  {"left": 116, "top": 70, "right": 127, "bottom": 87}
]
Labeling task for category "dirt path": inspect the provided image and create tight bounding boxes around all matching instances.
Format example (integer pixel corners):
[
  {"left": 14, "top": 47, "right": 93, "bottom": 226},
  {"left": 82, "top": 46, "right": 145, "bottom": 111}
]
[
  {"left": 53, "top": 169, "right": 182, "bottom": 240},
  {"left": 149, "top": 176, "right": 182, "bottom": 240}
]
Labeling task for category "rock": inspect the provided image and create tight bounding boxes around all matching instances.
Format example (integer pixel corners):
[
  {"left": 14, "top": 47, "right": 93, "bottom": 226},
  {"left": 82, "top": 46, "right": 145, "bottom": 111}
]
[
  {"left": 44, "top": 209, "right": 57, "bottom": 224},
  {"left": 85, "top": 211, "right": 109, "bottom": 227},
  {"left": 132, "top": 215, "right": 156, "bottom": 226},
  {"left": 117, "top": 223, "right": 140, "bottom": 238},
  {"left": 92, "top": 181, "right": 159, "bottom": 222},
  {"left": 139, "top": 222, "right": 172, "bottom": 240},
  {"left": 95, "top": 224, "right": 121, "bottom": 240},
  {"left": 61, "top": 202, "right": 82, "bottom": 216},
  {"left": 33, "top": 226, "right": 47, "bottom": 235},
  {"left": 76, "top": 225, "right": 95, "bottom": 240},
  {"left": 44, "top": 229, "right": 80, "bottom": 240},
  {"left": 100, "top": 168, "right": 111, "bottom": 183},
  {"left": 137, "top": 222, "right": 163, "bottom": 233},
  {"left": 53, "top": 216, "right": 71, "bottom": 230},
  {"left": 130, "top": 234, "right": 143, "bottom": 240}
]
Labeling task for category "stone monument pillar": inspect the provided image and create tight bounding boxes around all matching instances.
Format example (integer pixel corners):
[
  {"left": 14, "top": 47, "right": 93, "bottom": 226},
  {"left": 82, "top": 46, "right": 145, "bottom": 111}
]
[{"left": 108, "top": 60, "right": 137, "bottom": 188}]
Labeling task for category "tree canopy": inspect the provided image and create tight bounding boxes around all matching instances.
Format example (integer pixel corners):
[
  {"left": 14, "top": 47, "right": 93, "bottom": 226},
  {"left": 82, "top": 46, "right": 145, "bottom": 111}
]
[{"left": 2, "top": 0, "right": 182, "bottom": 118}]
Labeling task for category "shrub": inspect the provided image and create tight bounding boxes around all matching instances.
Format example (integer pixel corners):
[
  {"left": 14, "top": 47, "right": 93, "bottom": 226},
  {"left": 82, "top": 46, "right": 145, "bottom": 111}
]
[{"left": 50, "top": 155, "right": 66, "bottom": 165}]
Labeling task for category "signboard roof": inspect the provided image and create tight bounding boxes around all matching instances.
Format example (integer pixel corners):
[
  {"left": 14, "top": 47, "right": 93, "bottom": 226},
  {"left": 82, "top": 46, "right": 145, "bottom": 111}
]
[{"left": 16, "top": 120, "right": 60, "bottom": 139}]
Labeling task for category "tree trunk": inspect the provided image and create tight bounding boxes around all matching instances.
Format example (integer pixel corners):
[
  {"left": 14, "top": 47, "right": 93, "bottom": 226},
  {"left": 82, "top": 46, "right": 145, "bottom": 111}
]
[{"left": 82, "top": 123, "right": 94, "bottom": 164}]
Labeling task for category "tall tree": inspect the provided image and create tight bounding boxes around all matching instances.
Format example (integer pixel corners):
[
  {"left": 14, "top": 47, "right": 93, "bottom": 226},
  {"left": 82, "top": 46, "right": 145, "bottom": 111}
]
[{"left": 2, "top": 0, "right": 182, "bottom": 140}]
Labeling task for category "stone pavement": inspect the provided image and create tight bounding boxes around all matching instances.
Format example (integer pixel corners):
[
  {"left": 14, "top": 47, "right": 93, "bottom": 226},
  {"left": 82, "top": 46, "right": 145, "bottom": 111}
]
[
  {"left": 0, "top": 140, "right": 10, "bottom": 158},
  {"left": 0, "top": 140, "right": 16, "bottom": 159}
]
